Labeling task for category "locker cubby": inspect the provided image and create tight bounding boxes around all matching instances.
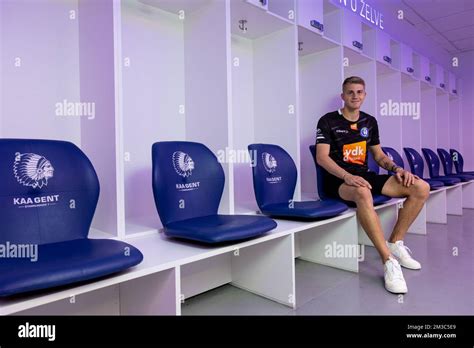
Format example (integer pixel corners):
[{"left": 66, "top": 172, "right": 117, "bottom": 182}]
[
  {"left": 117, "top": 0, "right": 231, "bottom": 235},
  {"left": 230, "top": 0, "right": 298, "bottom": 214},
  {"left": 0, "top": 0, "right": 118, "bottom": 238},
  {"left": 449, "top": 96, "right": 461, "bottom": 151},
  {"left": 344, "top": 61, "right": 377, "bottom": 117},
  {"left": 268, "top": 0, "right": 295, "bottom": 23},
  {"left": 299, "top": 43, "right": 343, "bottom": 197},
  {"left": 295, "top": 0, "right": 340, "bottom": 42},
  {"left": 401, "top": 74, "right": 421, "bottom": 163},
  {"left": 296, "top": 0, "right": 324, "bottom": 34},
  {"left": 449, "top": 72, "right": 457, "bottom": 95},
  {"left": 419, "top": 54, "right": 432, "bottom": 85},
  {"left": 420, "top": 83, "right": 437, "bottom": 177},
  {"left": 400, "top": 43, "right": 414, "bottom": 76},
  {"left": 435, "top": 64, "right": 446, "bottom": 90},
  {"left": 246, "top": 0, "right": 269, "bottom": 11},
  {"left": 436, "top": 91, "right": 449, "bottom": 150},
  {"left": 376, "top": 70, "right": 402, "bottom": 151}
]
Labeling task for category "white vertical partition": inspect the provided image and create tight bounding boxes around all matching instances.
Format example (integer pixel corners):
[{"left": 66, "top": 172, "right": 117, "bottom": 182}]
[
  {"left": 79, "top": 0, "right": 119, "bottom": 237},
  {"left": 230, "top": 0, "right": 298, "bottom": 214},
  {"left": 118, "top": 0, "right": 229, "bottom": 235}
]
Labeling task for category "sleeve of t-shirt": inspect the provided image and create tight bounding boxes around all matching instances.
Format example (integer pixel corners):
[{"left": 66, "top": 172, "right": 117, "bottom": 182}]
[
  {"left": 316, "top": 117, "right": 331, "bottom": 145},
  {"left": 369, "top": 117, "right": 380, "bottom": 146}
]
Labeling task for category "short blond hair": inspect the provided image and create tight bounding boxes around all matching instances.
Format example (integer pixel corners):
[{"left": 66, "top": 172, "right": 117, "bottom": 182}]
[{"left": 343, "top": 76, "right": 365, "bottom": 91}]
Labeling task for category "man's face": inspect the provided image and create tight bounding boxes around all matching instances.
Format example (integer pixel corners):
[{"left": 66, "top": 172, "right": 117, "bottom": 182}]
[{"left": 341, "top": 83, "right": 366, "bottom": 110}]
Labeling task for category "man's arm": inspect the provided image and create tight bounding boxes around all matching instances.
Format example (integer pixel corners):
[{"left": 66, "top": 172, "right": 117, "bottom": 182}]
[
  {"left": 370, "top": 145, "right": 418, "bottom": 186},
  {"left": 316, "top": 144, "right": 372, "bottom": 188}
]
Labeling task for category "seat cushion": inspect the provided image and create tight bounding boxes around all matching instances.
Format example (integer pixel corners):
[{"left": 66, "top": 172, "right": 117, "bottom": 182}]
[
  {"left": 0, "top": 239, "right": 143, "bottom": 297},
  {"left": 261, "top": 199, "right": 348, "bottom": 220},
  {"left": 432, "top": 176, "right": 462, "bottom": 186},
  {"left": 446, "top": 174, "right": 474, "bottom": 182},
  {"left": 164, "top": 214, "right": 277, "bottom": 244},
  {"left": 424, "top": 179, "right": 444, "bottom": 190}
]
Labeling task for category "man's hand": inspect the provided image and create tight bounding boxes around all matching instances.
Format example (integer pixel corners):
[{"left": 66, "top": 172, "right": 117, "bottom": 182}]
[
  {"left": 394, "top": 168, "right": 419, "bottom": 187},
  {"left": 344, "top": 174, "right": 372, "bottom": 189}
]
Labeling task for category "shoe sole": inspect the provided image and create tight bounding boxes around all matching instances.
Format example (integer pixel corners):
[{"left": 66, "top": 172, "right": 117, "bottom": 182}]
[{"left": 385, "top": 286, "right": 408, "bottom": 294}]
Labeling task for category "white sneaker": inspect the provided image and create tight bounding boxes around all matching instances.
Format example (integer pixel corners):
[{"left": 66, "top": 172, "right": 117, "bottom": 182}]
[
  {"left": 387, "top": 240, "right": 421, "bottom": 270},
  {"left": 384, "top": 256, "right": 408, "bottom": 294}
]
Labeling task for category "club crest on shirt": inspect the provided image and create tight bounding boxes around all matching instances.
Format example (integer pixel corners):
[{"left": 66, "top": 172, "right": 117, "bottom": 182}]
[{"left": 360, "top": 127, "right": 369, "bottom": 138}]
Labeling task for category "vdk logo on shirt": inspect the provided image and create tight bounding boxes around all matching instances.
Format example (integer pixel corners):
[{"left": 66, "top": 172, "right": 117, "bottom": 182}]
[
  {"left": 343, "top": 141, "right": 367, "bottom": 165},
  {"left": 14, "top": 153, "right": 54, "bottom": 189}
]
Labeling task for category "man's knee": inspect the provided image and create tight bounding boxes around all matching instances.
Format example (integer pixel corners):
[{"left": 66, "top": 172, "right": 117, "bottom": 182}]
[
  {"left": 411, "top": 180, "right": 430, "bottom": 200},
  {"left": 353, "top": 186, "right": 373, "bottom": 205}
]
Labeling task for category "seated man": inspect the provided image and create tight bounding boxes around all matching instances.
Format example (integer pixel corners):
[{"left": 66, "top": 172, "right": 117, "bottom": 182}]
[{"left": 316, "top": 76, "right": 429, "bottom": 294}]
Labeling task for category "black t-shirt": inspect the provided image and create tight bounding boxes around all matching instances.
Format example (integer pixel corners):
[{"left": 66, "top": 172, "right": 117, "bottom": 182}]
[{"left": 316, "top": 109, "right": 380, "bottom": 175}]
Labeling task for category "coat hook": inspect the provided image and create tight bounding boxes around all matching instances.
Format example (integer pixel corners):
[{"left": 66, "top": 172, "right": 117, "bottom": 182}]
[
  {"left": 239, "top": 19, "right": 248, "bottom": 32},
  {"left": 298, "top": 42, "right": 303, "bottom": 51}
]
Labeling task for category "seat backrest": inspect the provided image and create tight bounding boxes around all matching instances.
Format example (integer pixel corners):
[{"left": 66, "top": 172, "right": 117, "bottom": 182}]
[
  {"left": 309, "top": 145, "right": 328, "bottom": 200},
  {"left": 248, "top": 144, "right": 297, "bottom": 209},
  {"left": 421, "top": 148, "right": 441, "bottom": 178},
  {"left": 367, "top": 150, "right": 379, "bottom": 174},
  {"left": 0, "top": 139, "right": 99, "bottom": 245},
  {"left": 152, "top": 141, "right": 224, "bottom": 226},
  {"left": 437, "top": 148, "right": 454, "bottom": 175},
  {"left": 382, "top": 147, "right": 404, "bottom": 171},
  {"left": 450, "top": 148, "right": 464, "bottom": 174},
  {"left": 403, "top": 148, "right": 424, "bottom": 178}
]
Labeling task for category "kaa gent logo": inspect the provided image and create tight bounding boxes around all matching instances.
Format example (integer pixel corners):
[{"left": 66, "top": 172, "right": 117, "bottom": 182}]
[
  {"left": 262, "top": 152, "right": 277, "bottom": 173},
  {"left": 173, "top": 151, "right": 200, "bottom": 192},
  {"left": 172, "top": 151, "right": 194, "bottom": 177},
  {"left": 262, "top": 152, "right": 281, "bottom": 184},
  {"left": 14, "top": 152, "right": 54, "bottom": 189}
]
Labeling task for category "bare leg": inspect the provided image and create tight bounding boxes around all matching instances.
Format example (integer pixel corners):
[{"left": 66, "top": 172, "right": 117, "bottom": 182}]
[
  {"left": 381, "top": 177, "right": 430, "bottom": 243},
  {"left": 339, "top": 184, "right": 391, "bottom": 263}
]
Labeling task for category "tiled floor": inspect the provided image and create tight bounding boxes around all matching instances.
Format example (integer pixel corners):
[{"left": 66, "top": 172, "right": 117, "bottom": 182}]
[{"left": 182, "top": 209, "right": 474, "bottom": 315}]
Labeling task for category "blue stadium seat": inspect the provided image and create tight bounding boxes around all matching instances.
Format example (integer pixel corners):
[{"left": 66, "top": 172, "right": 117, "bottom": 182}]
[
  {"left": 437, "top": 148, "right": 474, "bottom": 182},
  {"left": 381, "top": 147, "right": 404, "bottom": 171},
  {"left": 152, "top": 141, "right": 277, "bottom": 244},
  {"left": 419, "top": 148, "right": 462, "bottom": 185},
  {"left": 0, "top": 139, "right": 143, "bottom": 297},
  {"left": 248, "top": 144, "right": 348, "bottom": 220},
  {"left": 450, "top": 149, "right": 474, "bottom": 175},
  {"left": 383, "top": 146, "right": 443, "bottom": 190},
  {"left": 309, "top": 145, "right": 391, "bottom": 206}
]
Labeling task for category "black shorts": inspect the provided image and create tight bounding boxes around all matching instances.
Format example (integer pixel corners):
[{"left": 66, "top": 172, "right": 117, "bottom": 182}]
[{"left": 325, "top": 172, "right": 391, "bottom": 199}]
